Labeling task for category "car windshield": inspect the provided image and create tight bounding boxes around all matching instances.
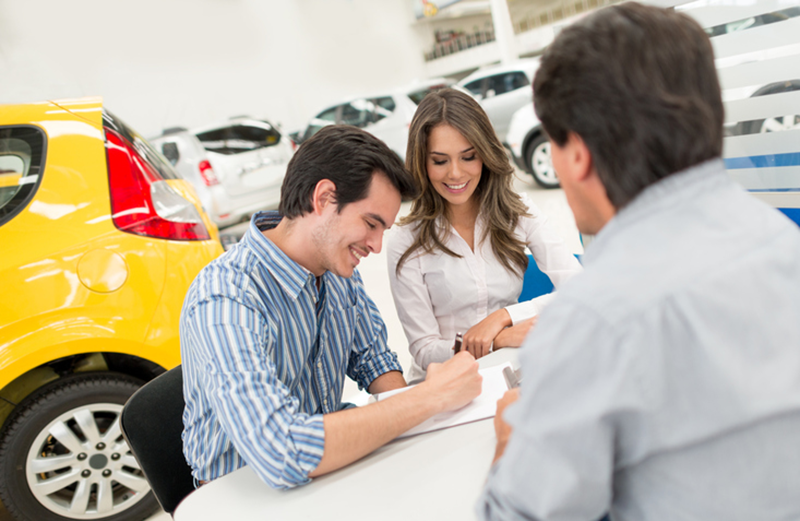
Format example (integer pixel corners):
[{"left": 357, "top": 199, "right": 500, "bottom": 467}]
[{"left": 408, "top": 83, "right": 450, "bottom": 105}]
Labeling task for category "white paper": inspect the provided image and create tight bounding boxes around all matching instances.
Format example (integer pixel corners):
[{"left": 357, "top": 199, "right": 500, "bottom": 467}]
[{"left": 375, "top": 362, "right": 513, "bottom": 439}]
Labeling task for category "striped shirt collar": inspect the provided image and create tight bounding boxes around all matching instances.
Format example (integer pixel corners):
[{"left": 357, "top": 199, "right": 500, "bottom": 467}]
[{"left": 243, "top": 211, "right": 315, "bottom": 301}]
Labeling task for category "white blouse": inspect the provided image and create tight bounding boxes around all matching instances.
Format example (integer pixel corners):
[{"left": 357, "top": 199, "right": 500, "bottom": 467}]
[{"left": 387, "top": 195, "right": 582, "bottom": 378}]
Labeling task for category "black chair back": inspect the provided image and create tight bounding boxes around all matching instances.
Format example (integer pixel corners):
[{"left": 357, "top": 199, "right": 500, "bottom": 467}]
[{"left": 121, "top": 365, "right": 195, "bottom": 515}]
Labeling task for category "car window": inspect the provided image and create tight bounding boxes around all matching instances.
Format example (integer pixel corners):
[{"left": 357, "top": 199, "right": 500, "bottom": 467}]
[
  {"left": 373, "top": 96, "right": 396, "bottom": 114},
  {"left": 0, "top": 126, "right": 46, "bottom": 226},
  {"left": 160, "top": 142, "right": 180, "bottom": 166},
  {"left": 195, "top": 123, "right": 282, "bottom": 155},
  {"left": 488, "top": 72, "right": 529, "bottom": 95},
  {"left": 340, "top": 100, "right": 376, "bottom": 128},
  {"left": 317, "top": 107, "right": 338, "bottom": 122},
  {"left": 463, "top": 79, "right": 484, "bottom": 97}
]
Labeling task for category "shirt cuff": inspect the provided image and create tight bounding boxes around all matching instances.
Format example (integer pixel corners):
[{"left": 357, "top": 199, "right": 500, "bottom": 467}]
[
  {"left": 268, "top": 413, "right": 326, "bottom": 489},
  {"left": 353, "top": 350, "right": 403, "bottom": 391},
  {"left": 506, "top": 301, "right": 539, "bottom": 326}
]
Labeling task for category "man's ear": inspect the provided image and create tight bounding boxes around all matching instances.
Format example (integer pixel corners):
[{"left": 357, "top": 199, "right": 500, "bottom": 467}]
[
  {"left": 566, "top": 132, "right": 594, "bottom": 182},
  {"left": 311, "top": 179, "right": 337, "bottom": 215}
]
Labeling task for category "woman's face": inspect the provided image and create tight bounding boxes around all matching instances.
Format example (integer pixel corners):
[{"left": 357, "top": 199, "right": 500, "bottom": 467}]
[{"left": 426, "top": 124, "right": 483, "bottom": 210}]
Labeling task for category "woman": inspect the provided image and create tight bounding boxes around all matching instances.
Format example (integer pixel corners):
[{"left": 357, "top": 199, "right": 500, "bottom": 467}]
[{"left": 387, "top": 88, "right": 582, "bottom": 379}]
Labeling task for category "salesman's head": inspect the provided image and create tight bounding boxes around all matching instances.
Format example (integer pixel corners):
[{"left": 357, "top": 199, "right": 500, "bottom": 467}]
[{"left": 534, "top": 2, "right": 724, "bottom": 234}]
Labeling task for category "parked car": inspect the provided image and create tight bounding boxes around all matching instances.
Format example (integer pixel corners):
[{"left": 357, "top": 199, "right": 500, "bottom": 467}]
[
  {"left": 150, "top": 117, "right": 294, "bottom": 229},
  {"left": 293, "top": 78, "right": 457, "bottom": 161},
  {"left": 457, "top": 58, "right": 540, "bottom": 142},
  {"left": 0, "top": 98, "right": 223, "bottom": 521},
  {"left": 506, "top": 102, "right": 559, "bottom": 189}
]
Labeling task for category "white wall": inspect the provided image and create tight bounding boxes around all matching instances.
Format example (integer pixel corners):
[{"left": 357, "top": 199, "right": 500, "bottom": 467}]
[{"left": 0, "top": 0, "right": 427, "bottom": 137}]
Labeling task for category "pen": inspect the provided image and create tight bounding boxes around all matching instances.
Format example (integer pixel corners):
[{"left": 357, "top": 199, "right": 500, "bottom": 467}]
[
  {"left": 502, "top": 366, "right": 522, "bottom": 389},
  {"left": 452, "top": 332, "right": 463, "bottom": 354}
]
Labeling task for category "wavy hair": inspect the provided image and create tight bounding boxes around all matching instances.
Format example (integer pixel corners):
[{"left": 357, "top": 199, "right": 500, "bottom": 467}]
[{"left": 396, "top": 88, "right": 529, "bottom": 277}]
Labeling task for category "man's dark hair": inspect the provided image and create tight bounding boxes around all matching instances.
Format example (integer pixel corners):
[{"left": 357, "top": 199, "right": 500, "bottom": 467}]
[
  {"left": 279, "top": 125, "right": 418, "bottom": 218},
  {"left": 533, "top": 2, "right": 724, "bottom": 209}
]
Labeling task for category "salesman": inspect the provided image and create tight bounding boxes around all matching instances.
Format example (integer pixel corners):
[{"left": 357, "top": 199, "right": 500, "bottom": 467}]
[
  {"left": 180, "top": 125, "right": 482, "bottom": 489},
  {"left": 479, "top": 3, "right": 800, "bottom": 520}
]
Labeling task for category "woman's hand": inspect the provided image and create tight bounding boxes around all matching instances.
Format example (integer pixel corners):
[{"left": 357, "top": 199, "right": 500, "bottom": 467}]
[
  {"left": 462, "top": 309, "right": 512, "bottom": 359},
  {"left": 493, "top": 316, "right": 538, "bottom": 349}
]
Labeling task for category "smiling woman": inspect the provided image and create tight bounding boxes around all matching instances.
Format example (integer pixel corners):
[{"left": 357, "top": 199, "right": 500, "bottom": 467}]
[{"left": 387, "top": 88, "right": 582, "bottom": 381}]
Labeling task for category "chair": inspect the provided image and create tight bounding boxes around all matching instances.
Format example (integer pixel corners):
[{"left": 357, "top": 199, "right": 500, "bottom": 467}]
[
  {"left": 518, "top": 253, "right": 583, "bottom": 303},
  {"left": 121, "top": 365, "right": 195, "bottom": 516}
]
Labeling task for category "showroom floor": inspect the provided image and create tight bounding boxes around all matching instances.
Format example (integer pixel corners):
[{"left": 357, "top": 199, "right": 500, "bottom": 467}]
[{"left": 0, "top": 169, "right": 579, "bottom": 521}]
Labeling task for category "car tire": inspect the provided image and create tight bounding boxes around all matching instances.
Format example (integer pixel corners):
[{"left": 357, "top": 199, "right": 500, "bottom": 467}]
[
  {"left": 0, "top": 373, "right": 159, "bottom": 521},
  {"left": 525, "top": 134, "right": 560, "bottom": 189}
]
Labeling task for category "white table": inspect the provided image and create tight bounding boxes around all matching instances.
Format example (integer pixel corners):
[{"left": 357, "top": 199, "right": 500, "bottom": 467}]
[{"left": 174, "top": 349, "right": 519, "bottom": 521}]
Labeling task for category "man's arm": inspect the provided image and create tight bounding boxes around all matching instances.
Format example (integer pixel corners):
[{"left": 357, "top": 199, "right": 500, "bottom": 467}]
[
  {"left": 309, "top": 351, "right": 481, "bottom": 477},
  {"left": 367, "top": 370, "right": 406, "bottom": 394},
  {"left": 478, "top": 302, "right": 630, "bottom": 520},
  {"left": 492, "top": 388, "right": 520, "bottom": 464}
]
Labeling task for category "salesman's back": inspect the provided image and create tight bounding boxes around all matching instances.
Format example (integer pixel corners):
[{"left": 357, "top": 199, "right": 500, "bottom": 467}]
[
  {"left": 478, "top": 3, "right": 800, "bottom": 520},
  {"left": 539, "top": 159, "right": 800, "bottom": 519}
]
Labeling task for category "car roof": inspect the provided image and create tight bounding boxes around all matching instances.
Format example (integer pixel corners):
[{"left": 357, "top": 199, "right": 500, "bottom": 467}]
[
  {"left": 0, "top": 97, "right": 104, "bottom": 128},
  {"left": 457, "top": 58, "right": 541, "bottom": 84},
  {"left": 154, "top": 117, "right": 280, "bottom": 139},
  {"left": 312, "top": 77, "right": 456, "bottom": 113}
]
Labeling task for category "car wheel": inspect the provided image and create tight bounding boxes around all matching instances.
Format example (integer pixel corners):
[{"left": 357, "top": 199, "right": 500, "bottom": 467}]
[
  {"left": 0, "top": 373, "right": 159, "bottom": 521},
  {"left": 758, "top": 115, "right": 800, "bottom": 133},
  {"left": 741, "top": 80, "right": 800, "bottom": 135},
  {"left": 526, "top": 134, "right": 560, "bottom": 189}
]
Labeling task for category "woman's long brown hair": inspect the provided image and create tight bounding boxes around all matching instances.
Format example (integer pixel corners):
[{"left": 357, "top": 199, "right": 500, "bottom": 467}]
[{"left": 396, "top": 88, "right": 529, "bottom": 277}]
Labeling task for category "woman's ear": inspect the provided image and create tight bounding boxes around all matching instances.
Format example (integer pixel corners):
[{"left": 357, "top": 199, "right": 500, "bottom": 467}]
[{"left": 311, "top": 179, "right": 337, "bottom": 215}]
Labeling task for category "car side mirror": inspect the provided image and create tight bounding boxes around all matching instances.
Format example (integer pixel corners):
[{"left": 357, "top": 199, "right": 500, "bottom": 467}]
[{"left": 484, "top": 89, "right": 496, "bottom": 99}]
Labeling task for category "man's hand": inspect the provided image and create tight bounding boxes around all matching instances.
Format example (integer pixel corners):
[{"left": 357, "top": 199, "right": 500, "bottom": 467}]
[
  {"left": 493, "top": 316, "right": 538, "bottom": 350},
  {"left": 421, "top": 351, "right": 483, "bottom": 414},
  {"left": 463, "top": 309, "right": 512, "bottom": 359},
  {"left": 493, "top": 388, "right": 520, "bottom": 464}
]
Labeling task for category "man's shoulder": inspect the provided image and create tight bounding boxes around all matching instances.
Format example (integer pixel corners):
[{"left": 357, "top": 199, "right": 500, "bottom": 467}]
[{"left": 185, "top": 243, "right": 268, "bottom": 307}]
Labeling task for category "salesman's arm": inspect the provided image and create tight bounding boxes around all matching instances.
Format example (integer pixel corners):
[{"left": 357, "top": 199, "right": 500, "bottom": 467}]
[{"left": 478, "top": 302, "right": 641, "bottom": 521}]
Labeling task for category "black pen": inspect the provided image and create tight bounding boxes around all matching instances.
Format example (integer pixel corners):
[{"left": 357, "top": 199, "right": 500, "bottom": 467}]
[{"left": 452, "top": 332, "right": 463, "bottom": 354}]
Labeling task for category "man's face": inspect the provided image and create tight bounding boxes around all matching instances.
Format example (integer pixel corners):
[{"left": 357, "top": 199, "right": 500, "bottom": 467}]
[
  {"left": 312, "top": 172, "right": 401, "bottom": 278},
  {"left": 549, "top": 137, "right": 599, "bottom": 235}
]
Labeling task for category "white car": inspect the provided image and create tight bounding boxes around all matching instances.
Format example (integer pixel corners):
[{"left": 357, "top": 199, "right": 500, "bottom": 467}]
[
  {"left": 457, "top": 59, "right": 540, "bottom": 142},
  {"left": 506, "top": 102, "right": 559, "bottom": 189},
  {"left": 150, "top": 117, "right": 294, "bottom": 228},
  {"left": 294, "top": 78, "right": 457, "bottom": 161}
]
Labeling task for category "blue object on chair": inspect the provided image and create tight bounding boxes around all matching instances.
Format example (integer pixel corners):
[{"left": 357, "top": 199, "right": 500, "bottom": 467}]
[{"left": 518, "top": 253, "right": 582, "bottom": 303}]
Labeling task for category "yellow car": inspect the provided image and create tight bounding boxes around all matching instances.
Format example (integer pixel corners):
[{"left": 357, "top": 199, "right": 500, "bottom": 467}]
[{"left": 0, "top": 98, "right": 223, "bottom": 521}]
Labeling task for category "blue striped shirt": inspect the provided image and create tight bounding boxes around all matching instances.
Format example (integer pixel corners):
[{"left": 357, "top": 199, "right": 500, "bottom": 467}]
[{"left": 180, "top": 212, "right": 402, "bottom": 489}]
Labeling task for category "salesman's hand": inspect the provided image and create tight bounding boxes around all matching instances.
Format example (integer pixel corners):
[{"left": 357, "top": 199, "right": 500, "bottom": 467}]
[
  {"left": 493, "top": 316, "right": 538, "bottom": 349},
  {"left": 493, "top": 388, "right": 520, "bottom": 464},
  {"left": 423, "top": 351, "right": 482, "bottom": 414},
  {"left": 463, "top": 309, "right": 512, "bottom": 359}
]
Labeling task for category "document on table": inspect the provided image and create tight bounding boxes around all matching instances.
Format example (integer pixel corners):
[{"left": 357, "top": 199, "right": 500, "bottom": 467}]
[{"left": 375, "top": 362, "right": 513, "bottom": 439}]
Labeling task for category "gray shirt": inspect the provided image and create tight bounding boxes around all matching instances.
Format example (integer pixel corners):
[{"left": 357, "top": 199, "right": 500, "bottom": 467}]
[{"left": 478, "top": 159, "right": 800, "bottom": 521}]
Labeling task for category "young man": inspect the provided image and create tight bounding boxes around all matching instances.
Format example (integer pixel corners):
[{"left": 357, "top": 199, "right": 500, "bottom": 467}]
[
  {"left": 479, "top": 3, "right": 800, "bottom": 520},
  {"left": 181, "top": 125, "right": 482, "bottom": 489}
]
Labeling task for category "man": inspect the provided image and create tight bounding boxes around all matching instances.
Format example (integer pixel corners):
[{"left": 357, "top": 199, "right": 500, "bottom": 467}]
[
  {"left": 479, "top": 3, "right": 800, "bottom": 520},
  {"left": 181, "top": 125, "right": 482, "bottom": 489}
]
